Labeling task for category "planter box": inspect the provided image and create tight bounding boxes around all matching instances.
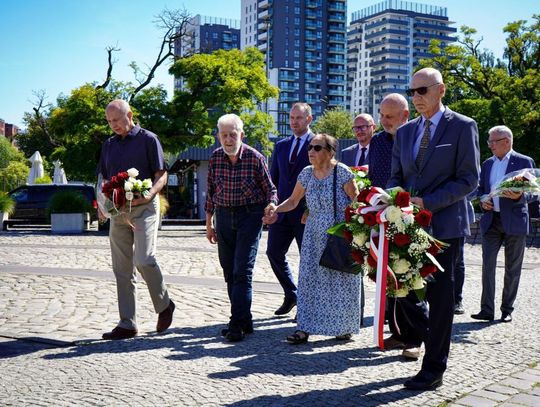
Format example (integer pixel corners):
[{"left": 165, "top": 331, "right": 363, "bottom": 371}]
[{"left": 51, "top": 213, "right": 87, "bottom": 234}]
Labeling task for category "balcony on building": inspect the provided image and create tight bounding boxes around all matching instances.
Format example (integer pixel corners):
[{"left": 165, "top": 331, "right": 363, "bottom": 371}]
[
  {"left": 329, "top": 45, "right": 346, "bottom": 53},
  {"left": 371, "top": 78, "right": 408, "bottom": 86},
  {"left": 279, "top": 71, "right": 298, "bottom": 81},
  {"left": 258, "top": 9, "right": 271, "bottom": 20},
  {"left": 364, "top": 28, "right": 409, "bottom": 40},
  {"left": 328, "top": 13, "right": 346, "bottom": 22},
  {"left": 328, "top": 23, "right": 345, "bottom": 33},
  {"left": 370, "top": 48, "right": 409, "bottom": 57},
  {"left": 370, "top": 58, "right": 408, "bottom": 67},
  {"left": 258, "top": 21, "right": 269, "bottom": 31},
  {"left": 305, "top": 20, "right": 318, "bottom": 30},
  {"left": 413, "top": 51, "right": 432, "bottom": 58},
  {"left": 258, "top": 31, "right": 268, "bottom": 42},
  {"left": 258, "top": 42, "right": 267, "bottom": 52},
  {"left": 328, "top": 34, "right": 345, "bottom": 43},
  {"left": 306, "top": 10, "right": 318, "bottom": 19},
  {"left": 279, "top": 83, "right": 299, "bottom": 91},
  {"left": 414, "top": 22, "right": 457, "bottom": 32},
  {"left": 259, "top": 0, "right": 271, "bottom": 9},
  {"left": 365, "top": 18, "right": 409, "bottom": 31},
  {"left": 328, "top": 1, "right": 346, "bottom": 12},
  {"left": 327, "top": 56, "right": 345, "bottom": 64},
  {"left": 306, "top": 0, "right": 319, "bottom": 9},
  {"left": 414, "top": 32, "right": 456, "bottom": 42},
  {"left": 371, "top": 67, "right": 408, "bottom": 76}
]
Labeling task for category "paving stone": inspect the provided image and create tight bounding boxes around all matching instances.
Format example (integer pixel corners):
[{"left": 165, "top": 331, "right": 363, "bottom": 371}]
[{"left": 470, "top": 389, "right": 511, "bottom": 402}]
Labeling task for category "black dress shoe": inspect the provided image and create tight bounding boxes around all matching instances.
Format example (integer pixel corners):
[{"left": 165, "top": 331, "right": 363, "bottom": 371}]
[
  {"left": 404, "top": 371, "right": 443, "bottom": 391},
  {"left": 157, "top": 300, "right": 175, "bottom": 332},
  {"left": 471, "top": 311, "right": 494, "bottom": 321},
  {"left": 221, "top": 322, "right": 254, "bottom": 337},
  {"left": 102, "top": 326, "right": 138, "bottom": 340},
  {"left": 275, "top": 298, "right": 297, "bottom": 315},
  {"left": 225, "top": 329, "right": 245, "bottom": 342},
  {"left": 454, "top": 302, "right": 465, "bottom": 315},
  {"left": 501, "top": 312, "right": 512, "bottom": 323}
]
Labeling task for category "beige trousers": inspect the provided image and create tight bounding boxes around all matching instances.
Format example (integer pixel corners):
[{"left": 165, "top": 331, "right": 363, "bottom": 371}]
[{"left": 109, "top": 197, "right": 170, "bottom": 330}]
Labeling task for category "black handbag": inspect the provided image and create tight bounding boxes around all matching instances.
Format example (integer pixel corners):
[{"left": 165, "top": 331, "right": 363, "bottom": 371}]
[{"left": 319, "top": 166, "right": 359, "bottom": 274}]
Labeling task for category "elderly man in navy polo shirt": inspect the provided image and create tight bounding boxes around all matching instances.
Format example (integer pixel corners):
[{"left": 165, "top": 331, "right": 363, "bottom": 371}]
[
  {"left": 206, "top": 113, "right": 278, "bottom": 342},
  {"left": 98, "top": 99, "right": 175, "bottom": 340}
]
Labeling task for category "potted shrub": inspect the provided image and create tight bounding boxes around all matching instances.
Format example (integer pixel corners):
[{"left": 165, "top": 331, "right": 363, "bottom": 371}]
[
  {"left": 0, "top": 192, "right": 15, "bottom": 230},
  {"left": 48, "top": 190, "right": 93, "bottom": 233}
]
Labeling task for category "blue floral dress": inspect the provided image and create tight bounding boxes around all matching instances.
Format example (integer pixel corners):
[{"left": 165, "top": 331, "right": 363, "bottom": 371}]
[{"left": 296, "top": 163, "right": 362, "bottom": 336}]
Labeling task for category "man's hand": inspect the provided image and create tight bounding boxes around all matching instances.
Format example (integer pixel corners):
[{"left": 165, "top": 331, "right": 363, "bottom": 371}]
[
  {"left": 502, "top": 190, "right": 523, "bottom": 200},
  {"left": 481, "top": 198, "right": 494, "bottom": 211},
  {"left": 206, "top": 226, "right": 217, "bottom": 244},
  {"left": 411, "top": 197, "right": 424, "bottom": 209}
]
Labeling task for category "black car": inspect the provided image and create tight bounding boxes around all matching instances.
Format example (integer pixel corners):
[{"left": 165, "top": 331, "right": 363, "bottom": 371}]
[{"left": 4, "top": 183, "right": 97, "bottom": 230}]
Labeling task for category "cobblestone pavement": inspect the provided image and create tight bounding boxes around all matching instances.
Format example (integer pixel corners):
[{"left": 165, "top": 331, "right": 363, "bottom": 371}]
[{"left": 0, "top": 226, "right": 539, "bottom": 406}]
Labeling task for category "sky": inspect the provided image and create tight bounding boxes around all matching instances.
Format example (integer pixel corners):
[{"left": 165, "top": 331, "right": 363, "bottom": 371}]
[{"left": 1, "top": 0, "right": 537, "bottom": 129}]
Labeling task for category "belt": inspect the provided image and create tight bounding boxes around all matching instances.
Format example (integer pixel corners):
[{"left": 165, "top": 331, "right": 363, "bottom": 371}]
[{"left": 217, "top": 203, "right": 264, "bottom": 212}]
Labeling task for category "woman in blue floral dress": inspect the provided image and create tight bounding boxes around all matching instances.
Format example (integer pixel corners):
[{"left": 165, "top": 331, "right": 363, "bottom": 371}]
[{"left": 264, "top": 134, "right": 361, "bottom": 343}]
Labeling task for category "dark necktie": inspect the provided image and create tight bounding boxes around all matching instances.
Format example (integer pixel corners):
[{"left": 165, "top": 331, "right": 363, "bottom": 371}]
[
  {"left": 415, "top": 119, "right": 432, "bottom": 168},
  {"left": 358, "top": 147, "right": 367, "bottom": 166},
  {"left": 290, "top": 137, "right": 301, "bottom": 164}
]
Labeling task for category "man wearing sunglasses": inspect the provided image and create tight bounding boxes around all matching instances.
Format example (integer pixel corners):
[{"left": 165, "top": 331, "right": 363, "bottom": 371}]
[
  {"left": 341, "top": 113, "right": 375, "bottom": 168},
  {"left": 388, "top": 67, "right": 480, "bottom": 390},
  {"left": 266, "top": 103, "right": 314, "bottom": 316}
]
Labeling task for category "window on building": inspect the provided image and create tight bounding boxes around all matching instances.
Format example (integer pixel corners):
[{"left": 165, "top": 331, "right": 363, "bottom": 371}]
[
  {"left": 295, "top": 6, "right": 300, "bottom": 14},
  {"left": 294, "top": 61, "right": 299, "bottom": 68}
]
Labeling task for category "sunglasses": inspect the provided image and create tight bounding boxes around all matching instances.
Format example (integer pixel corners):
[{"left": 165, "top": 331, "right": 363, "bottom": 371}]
[
  {"left": 307, "top": 144, "right": 330, "bottom": 152},
  {"left": 486, "top": 138, "right": 507, "bottom": 146},
  {"left": 405, "top": 82, "right": 441, "bottom": 97}
]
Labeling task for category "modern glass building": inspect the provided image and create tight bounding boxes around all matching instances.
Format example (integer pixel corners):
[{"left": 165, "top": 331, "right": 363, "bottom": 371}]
[
  {"left": 347, "top": 0, "right": 456, "bottom": 118},
  {"left": 241, "top": 0, "right": 347, "bottom": 136}
]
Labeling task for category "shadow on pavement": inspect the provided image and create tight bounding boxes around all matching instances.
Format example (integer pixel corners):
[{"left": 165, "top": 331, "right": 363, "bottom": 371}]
[{"left": 0, "top": 336, "right": 67, "bottom": 359}]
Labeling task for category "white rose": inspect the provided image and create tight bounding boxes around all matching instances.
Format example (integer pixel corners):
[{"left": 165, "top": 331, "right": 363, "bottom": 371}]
[
  {"left": 142, "top": 179, "right": 152, "bottom": 189},
  {"left": 402, "top": 213, "right": 414, "bottom": 225},
  {"left": 125, "top": 191, "right": 134, "bottom": 201},
  {"left": 389, "top": 252, "right": 399, "bottom": 260},
  {"left": 392, "top": 258, "right": 411, "bottom": 274},
  {"left": 385, "top": 205, "right": 402, "bottom": 223},
  {"left": 353, "top": 233, "right": 367, "bottom": 247},
  {"left": 411, "top": 274, "right": 425, "bottom": 290},
  {"left": 124, "top": 181, "right": 133, "bottom": 192},
  {"left": 127, "top": 168, "right": 139, "bottom": 178}
]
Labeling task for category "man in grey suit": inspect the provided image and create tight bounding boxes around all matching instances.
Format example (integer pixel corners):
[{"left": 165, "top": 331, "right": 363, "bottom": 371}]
[
  {"left": 341, "top": 113, "right": 375, "bottom": 167},
  {"left": 388, "top": 67, "right": 480, "bottom": 390},
  {"left": 471, "top": 125, "right": 537, "bottom": 323}
]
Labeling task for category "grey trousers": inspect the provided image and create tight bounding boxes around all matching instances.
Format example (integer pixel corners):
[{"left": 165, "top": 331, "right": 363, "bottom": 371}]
[
  {"left": 480, "top": 214, "right": 526, "bottom": 316},
  {"left": 109, "top": 197, "right": 170, "bottom": 330}
]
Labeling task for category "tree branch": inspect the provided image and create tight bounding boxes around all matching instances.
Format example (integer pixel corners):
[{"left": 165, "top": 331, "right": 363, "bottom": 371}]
[{"left": 96, "top": 46, "right": 120, "bottom": 90}]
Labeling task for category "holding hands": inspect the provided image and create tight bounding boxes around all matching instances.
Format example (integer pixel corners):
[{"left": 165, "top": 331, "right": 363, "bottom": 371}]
[{"left": 263, "top": 203, "right": 278, "bottom": 224}]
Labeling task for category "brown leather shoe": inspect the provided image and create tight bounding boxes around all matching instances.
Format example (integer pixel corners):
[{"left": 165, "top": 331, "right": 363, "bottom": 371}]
[
  {"left": 102, "top": 326, "right": 138, "bottom": 340},
  {"left": 402, "top": 345, "right": 421, "bottom": 360},
  {"left": 383, "top": 335, "right": 405, "bottom": 351},
  {"left": 156, "top": 300, "right": 175, "bottom": 333}
]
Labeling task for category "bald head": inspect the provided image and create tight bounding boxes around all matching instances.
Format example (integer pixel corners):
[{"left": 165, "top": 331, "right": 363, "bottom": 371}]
[
  {"left": 105, "top": 99, "right": 134, "bottom": 137},
  {"left": 410, "top": 67, "right": 446, "bottom": 118},
  {"left": 379, "top": 93, "right": 409, "bottom": 136}
]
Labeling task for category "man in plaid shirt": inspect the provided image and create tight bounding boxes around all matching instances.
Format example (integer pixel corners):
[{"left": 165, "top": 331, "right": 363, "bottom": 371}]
[{"left": 205, "top": 113, "right": 277, "bottom": 342}]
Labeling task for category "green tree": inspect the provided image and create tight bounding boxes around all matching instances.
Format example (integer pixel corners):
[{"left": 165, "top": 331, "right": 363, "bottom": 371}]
[
  {"left": 0, "top": 137, "right": 25, "bottom": 169},
  {"left": 0, "top": 161, "right": 29, "bottom": 192},
  {"left": 311, "top": 107, "right": 353, "bottom": 139},
  {"left": 420, "top": 15, "right": 540, "bottom": 163},
  {"left": 169, "top": 47, "right": 279, "bottom": 154}
]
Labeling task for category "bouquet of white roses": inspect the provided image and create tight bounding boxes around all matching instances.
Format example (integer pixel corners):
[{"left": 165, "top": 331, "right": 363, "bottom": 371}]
[{"left": 487, "top": 168, "right": 540, "bottom": 199}]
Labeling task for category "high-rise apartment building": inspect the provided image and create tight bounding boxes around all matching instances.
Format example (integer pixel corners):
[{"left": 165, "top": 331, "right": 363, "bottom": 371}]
[
  {"left": 241, "top": 0, "right": 347, "bottom": 136},
  {"left": 347, "top": 0, "right": 456, "bottom": 117},
  {"left": 174, "top": 15, "right": 240, "bottom": 89}
]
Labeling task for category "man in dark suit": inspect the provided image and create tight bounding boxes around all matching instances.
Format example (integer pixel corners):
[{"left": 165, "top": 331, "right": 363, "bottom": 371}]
[
  {"left": 388, "top": 67, "right": 480, "bottom": 390},
  {"left": 471, "top": 125, "right": 537, "bottom": 323},
  {"left": 266, "top": 103, "right": 313, "bottom": 315},
  {"left": 341, "top": 114, "right": 375, "bottom": 167}
]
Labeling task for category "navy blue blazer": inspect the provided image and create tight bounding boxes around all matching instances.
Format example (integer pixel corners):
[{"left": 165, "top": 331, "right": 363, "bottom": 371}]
[
  {"left": 478, "top": 151, "right": 537, "bottom": 236},
  {"left": 341, "top": 144, "right": 360, "bottom": 167},
  {"left": 270, "top": 133, "right": 313, "bottom": 223},
  {"left": 387, "top": 107, "right": 480, "bottom": 239}
]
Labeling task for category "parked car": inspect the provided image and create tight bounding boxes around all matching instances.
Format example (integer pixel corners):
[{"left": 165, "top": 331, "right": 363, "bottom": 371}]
[{"left": 3, "top": 183, "right": 98, "bottom": 230}]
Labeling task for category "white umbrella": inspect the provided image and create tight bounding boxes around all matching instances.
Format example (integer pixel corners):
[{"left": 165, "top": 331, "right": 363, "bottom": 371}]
[
  {"left": 53, "top": 160, "right": 67, "bottom": 184},
  {"left": 27, "top": 151, "right": 44, "bottom": 184}
]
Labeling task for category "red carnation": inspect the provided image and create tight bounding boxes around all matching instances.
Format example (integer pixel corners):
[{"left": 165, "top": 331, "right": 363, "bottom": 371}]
[
  {"left": 343, "top": 230, "right": 353, "bottom": 242},
  {"left": 345, "top": 206, "right": 354, "bottom": 222},
  {"left": 394, "top": 233, "right": 411, "bottom": 247},
  {"left": 363, "top": 212, "right": 377, "bottom": 227},
  {"left": 357, "top": 189, "right": 371, "bottom": 204},
  {"left": 414, "top": 209, "right": 432, "bottom": 227},
  {"left": 395, "top": 191, "right": 411, "bottom": 208},
  {"left": 351, "top": 250, "right": 364, "bottom": 264},
  {"left": 419, "top": 264, "right": 437, "bottom": 278},
  {"left": 367, "top": 254, "right": 378, "bottom": 269},
  {"left": 118, "top": 171, "right": 129, "bottom": 181}
]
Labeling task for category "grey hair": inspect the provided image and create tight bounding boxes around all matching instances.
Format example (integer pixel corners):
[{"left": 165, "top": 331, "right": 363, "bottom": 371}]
[
  {"left": 217, "top": 113, "right": 244, "bottom": 132},
  {"left": 489, "top": 125, "right": 513, "bottom": 140},
  {"left": 291, "top": 102, "right": 312, "bottom": 117},
  {"left": 106, "top": 99, "right": 131, "bottom": 115}
]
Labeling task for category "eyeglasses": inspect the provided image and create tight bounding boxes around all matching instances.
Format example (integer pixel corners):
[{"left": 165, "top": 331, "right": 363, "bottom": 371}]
[
  {"left": 405, "top": 83, "right": 441, "bottom": 97},
  {"left": 486, "top": 138, "right": 507, "bottom": 146},
  {"left": 352, "top": 124, "right": 373, "bottom": 131},
  {"left": 307, "top": 144, "right": 329, "bottom": 152}
]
